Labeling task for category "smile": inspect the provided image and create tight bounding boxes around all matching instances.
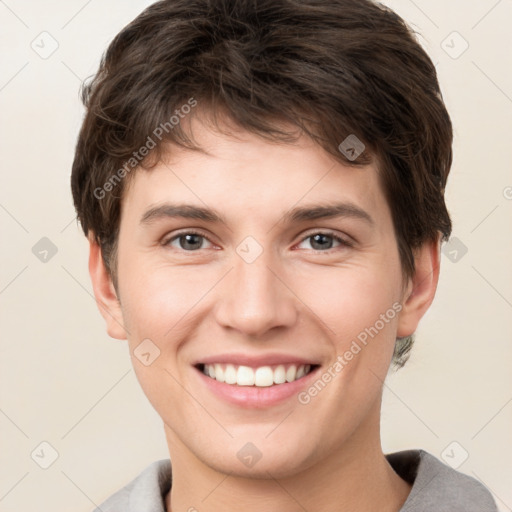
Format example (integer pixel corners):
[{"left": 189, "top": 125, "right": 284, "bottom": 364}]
[{"left": 199, "top": 363, "right": 317, "bottom": 387}]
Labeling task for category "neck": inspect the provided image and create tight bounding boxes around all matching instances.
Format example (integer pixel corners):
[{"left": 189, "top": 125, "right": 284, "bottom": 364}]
[{"left": 164, "top": 407, "right": 411, "bottom": 512}]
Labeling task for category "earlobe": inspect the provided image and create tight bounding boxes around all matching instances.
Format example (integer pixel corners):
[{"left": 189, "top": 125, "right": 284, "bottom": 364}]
[
  {"left": 88, "top": 236, "right": 128, "bottom": 340},
  {"left": 396, "top": 235, "right": 441, "bottom": 338}
]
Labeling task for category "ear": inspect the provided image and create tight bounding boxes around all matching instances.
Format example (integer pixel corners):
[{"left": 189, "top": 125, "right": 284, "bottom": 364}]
[
  {"left": 396, "top": 234, "right": 441, "bottom": 338},
  {"left": 88, "top": 236, "right": 127, "bottom": 340}
]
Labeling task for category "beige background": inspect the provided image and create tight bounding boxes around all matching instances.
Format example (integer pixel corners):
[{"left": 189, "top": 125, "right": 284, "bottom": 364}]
[{"left": 1, "top": 0, "right": 511, "bottom": 510}]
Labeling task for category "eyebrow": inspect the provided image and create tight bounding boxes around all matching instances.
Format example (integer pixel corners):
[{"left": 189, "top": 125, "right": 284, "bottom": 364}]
[{"left": 140, "top": 202, "right": 374, "bottom": 227}]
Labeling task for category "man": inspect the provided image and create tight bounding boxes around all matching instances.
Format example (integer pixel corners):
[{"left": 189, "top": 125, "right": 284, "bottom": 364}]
[{"left": 70, "top": 0, "right": 498, "bottom": 510}]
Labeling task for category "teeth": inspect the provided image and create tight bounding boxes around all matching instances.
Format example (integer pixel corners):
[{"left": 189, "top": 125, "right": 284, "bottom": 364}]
[
  {"left": 202, "top": 363, "right": 314, "bottom": 387},
  {"left": 214, "top": 364, "right": 224, "bottom": 383},
  {"left": 254, "top": 366, "right": 274, "bottom": 387},
  {"left": 273, "top": 365, "right": 286, "bottom": 384},
  {"left": 285, "top": 365, "right": 296, "bottom": 382},
  {"left": 224, "top": 364, "right": 237, "bottom": 384},
  {"left": 237, "top": 365, "right": 255, "bottom": 386}
]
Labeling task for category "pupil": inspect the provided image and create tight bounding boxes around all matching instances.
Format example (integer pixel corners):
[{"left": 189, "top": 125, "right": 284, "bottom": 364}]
[
  {"left": 181, "top": 234, "right": 202, "bottom": 250},
  {"left": 312, "top": 234, "right": 332, "bottom": 250}
]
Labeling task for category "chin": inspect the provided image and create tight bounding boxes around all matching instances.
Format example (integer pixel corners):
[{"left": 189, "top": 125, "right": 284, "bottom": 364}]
[
  {"left": 206, "top": 450, "right": 315, "bottom": 480},
  {"left": 190, "top": 431, "right": 321, "bottom": 480}
]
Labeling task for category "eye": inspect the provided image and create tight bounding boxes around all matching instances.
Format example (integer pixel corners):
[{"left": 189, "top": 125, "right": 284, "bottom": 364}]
[
  {"left": 296, "top": 231, "right": 353, "bottom": 252},
  {"left": 162, "top": 230, "right": 353, "bottom": 253},
  {"left": 163, "top": 230, "right": 215, "bottom": 251}
]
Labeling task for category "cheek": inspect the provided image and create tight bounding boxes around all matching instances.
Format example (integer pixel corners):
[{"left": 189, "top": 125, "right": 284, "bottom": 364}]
[
  {"left": 117, "top": 263, "right": 205, "bottom": 413},
  {"left": 117, "top": 259, "right": 224, "bottom": 381},
  {"left": 298, "top": 269, "right": 400, "bottom": 420},
  {"left": 295, "top": 261, "right": 401, "bottom": 408},
  {"left": 297, "top": 263, "right": 399, "bottom": 340}
]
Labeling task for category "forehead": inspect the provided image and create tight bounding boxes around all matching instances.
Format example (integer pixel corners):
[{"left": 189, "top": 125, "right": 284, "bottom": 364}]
[{"left": 121, "top": 115, "right": 390, "bottom": 230}]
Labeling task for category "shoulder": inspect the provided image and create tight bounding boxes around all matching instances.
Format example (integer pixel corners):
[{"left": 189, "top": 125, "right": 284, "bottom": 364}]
[
  {"left": 386, "top": 449, "right": 498, "bottom": 512},
  {"left": 91, "top": 459, "right": 172, "bottom": 512}
]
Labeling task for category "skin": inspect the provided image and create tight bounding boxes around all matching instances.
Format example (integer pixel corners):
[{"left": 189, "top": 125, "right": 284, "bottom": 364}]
[{"left": 89, "top": 114, "right": 440, "bottom": 512}]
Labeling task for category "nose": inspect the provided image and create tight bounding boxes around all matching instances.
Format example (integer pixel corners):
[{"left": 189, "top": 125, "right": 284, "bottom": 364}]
[{"left": 213, "top": 245, "right": 298, "bottom": 338}]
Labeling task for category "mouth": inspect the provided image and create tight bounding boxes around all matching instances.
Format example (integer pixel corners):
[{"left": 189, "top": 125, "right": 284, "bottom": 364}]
[
  {"left": 195, "top": 362, "right": 319, "bottom": 387},
  {"left": 192, "top": 353, "right": 322, "bottom": 408}
]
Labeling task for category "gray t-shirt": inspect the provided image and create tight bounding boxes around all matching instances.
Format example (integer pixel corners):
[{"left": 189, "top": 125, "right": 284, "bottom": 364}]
[{"left": 92, "top": 449, "right": 498, "bottom": 511}]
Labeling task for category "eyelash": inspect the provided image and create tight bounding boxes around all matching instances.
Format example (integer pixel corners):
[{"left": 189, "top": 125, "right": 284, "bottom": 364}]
[{"left": 162, "top": 229, "right": 354, "bottom": 253}]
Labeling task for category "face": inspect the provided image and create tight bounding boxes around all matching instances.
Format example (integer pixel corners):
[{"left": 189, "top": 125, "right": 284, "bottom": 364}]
[{"left": 92, "top": 116, "right": 432, "bottom": 478}]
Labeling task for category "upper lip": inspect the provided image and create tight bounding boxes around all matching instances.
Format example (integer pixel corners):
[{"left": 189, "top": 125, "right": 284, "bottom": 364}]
[{"left": 194, "top": 353, "right": 321, "bottom": 368}]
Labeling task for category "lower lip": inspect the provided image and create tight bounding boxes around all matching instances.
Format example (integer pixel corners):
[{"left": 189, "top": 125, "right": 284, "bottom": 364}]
[{"left": 194, "top": 366, "right": 320, "bottom": 408}]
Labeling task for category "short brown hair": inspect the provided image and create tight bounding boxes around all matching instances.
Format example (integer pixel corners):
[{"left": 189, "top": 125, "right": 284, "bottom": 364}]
[{"left": 71, "top": 0, "right": 453, "bottom": 368}]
